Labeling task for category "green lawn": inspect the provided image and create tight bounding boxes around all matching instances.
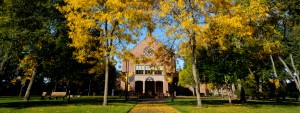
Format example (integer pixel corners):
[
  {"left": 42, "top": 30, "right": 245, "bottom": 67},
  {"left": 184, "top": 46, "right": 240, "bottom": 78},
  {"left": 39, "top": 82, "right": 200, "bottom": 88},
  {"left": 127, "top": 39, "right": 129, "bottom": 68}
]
[
  {"left": 0, "top": 96, "right": 136, "bottom": 113},
  {"left": 168, "top": 97, "right": 300, "bottom": 113},
  {"left": 1, "top": 96, "right": 299, "bottom": 113}
]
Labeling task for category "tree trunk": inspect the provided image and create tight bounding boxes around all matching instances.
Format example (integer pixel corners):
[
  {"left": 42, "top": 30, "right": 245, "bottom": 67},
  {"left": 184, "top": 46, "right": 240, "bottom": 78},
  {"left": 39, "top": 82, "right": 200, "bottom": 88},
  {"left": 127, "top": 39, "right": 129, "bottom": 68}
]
[
  {"left": 54, "top": 83, "right": 57, "bottom": 92},
  {"left": 204, "top": 84, "right": 207, "bottom": 96},
  {"left": 68, "top": 82, "right": 71, "bottom": 103},
  {"left": 0, "top": 53, "right": 9, "bottom": 89},
  {"left": 192, "top": 61, "right": 202, "bottom": 107},
  {"left": 18, "top": 84, "right": 25, "bottom": 98},
  {"left": 231, "top": 84, "right": 235, "bottom": 92},
  {"left": 228, "top": 92, "right": 232, "bottom": 104},
  {"left": 171, "top": 73, "right": 174, "bottom": 102},
  {"left": 103, "top": 55, "right": 109, "bottom": 106},
  {"left": 24, "top": 68, "right": 37, "bottom": 101},
  {"left": 279, "top": 55, "right": 300, "bottom": 92},
  {"left": 214, "top": 86, "right": 218, "bottom": 96},
  {"left": 0, "top": 52, "right": 10, "bottom": 92},
  {"left": 88, "top": 79, "right": 91, "bottom": 96},
  {"left": 191, "top": 35, "right": 202, "bottom": 107},
  {"left": 221, "top": 86, "right": 224, "bottom": 98},
  {"left": 289, "top": 54, "right": 300, "bottom": 92},
  {"left": 228, "top": 85, "right": 232, "bottom": 104},
  {"left": 125, "top": 61, "right": 128, "bottom": 101},
  {"left": 270, "top": 55, "right": 278, "bottom": 77},
  {"left": 0, "top": 52, "right": 9, "bottom": 74},
  {"left": 240, "top": 87, "right": 246, "bottom": 102}
]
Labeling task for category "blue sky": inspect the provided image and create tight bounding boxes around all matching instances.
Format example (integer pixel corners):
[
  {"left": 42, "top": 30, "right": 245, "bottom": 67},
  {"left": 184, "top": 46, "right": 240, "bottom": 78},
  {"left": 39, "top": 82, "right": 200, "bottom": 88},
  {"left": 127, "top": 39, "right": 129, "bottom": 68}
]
[{"left": 115, "top": 28, "right": 185, "bottom": 71}]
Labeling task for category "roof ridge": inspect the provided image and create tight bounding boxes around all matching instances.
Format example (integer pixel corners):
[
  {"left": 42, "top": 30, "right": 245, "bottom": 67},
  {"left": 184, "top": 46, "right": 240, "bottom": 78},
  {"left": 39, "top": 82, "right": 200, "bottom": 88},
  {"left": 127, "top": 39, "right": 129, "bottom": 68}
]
[{"left": 130, "top": 36, "right": 156, "bottom": 52}]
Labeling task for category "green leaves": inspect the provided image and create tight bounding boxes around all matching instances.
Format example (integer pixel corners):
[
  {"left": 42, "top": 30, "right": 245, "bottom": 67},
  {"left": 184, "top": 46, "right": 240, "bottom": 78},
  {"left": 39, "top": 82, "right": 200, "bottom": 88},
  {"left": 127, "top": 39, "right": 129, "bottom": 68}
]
[{"left": 178, "top": 62, "right": 195, "bottom": 88}]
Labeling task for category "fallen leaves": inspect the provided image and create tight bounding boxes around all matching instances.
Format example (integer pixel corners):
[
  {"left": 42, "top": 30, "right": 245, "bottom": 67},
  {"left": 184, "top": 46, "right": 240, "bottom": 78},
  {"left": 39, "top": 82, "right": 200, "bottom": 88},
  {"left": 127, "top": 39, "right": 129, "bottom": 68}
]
[{"left": 129, "top": 103, "right": 180, "bottom": 113}]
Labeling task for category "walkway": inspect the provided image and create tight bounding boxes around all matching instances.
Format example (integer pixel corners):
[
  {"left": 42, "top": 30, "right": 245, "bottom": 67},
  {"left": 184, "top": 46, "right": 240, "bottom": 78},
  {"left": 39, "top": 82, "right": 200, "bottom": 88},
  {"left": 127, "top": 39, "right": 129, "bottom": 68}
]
[{"left": 129, "top": 99, "right": 180, "bottom": 113}]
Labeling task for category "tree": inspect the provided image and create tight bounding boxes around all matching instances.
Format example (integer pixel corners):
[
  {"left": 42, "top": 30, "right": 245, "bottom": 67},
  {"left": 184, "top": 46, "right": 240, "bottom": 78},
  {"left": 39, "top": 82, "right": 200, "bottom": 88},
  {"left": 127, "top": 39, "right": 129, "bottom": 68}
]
[
  {"left": 9, "top": 0, "right": 63, "bottom": 101},
  {"left": 160, "top": 0, "right": 283, "bottom": 105},
  {"left": 280, "top": 0, "right": 300, "bottom": 92},
  {"left": 195, "top": 46, "right": 250, "bottom": 103},
  {"left": 279, "top": 55, "right": 300, "bottom": 92},
  {"left": 178, "top": 61, "right": 194, "bottom": 88},
  {"left": 266, "top": 0, "right": 300, "bottom": 97},
  {"left": 0, "top": 0, "right": 14, "bottom": 88},
  {"left": 158, "top": 0, "right": 210, "bottom": 107},
  {"left": 0, "top": 0, "right": 27, "bottom": 97},
  {"left": 207, "top": 0, "right": 287, "bottom": 100},
  {"left": 58, "top": 0, "right": 153, "bottom": 106}
]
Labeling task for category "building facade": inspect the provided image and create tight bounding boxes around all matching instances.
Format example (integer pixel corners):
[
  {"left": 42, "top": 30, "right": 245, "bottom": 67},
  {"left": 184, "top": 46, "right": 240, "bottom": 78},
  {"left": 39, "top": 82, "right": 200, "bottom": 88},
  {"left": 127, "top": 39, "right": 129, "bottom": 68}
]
[{"left": 121, "top": 37, "right": 174, "bottom": 97}]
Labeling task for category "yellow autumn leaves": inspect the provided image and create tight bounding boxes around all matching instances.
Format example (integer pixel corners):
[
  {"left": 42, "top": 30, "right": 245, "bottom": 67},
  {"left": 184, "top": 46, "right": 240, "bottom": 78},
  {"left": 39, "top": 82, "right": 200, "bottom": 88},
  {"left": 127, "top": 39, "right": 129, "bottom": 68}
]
[
  {"left": 206, "top": 0, "right": 277, "bottom": 51},
  {"left": 129, "top": 103, "right": 180, "bottom": 113},
  {"left": 158, "top": 0, "right": 283, "bottom": 56},
  {"left": 57, "top": 0, "right": 283, "bottom": 64},
  {"left": 57, "top": 0, "right": 154, "bottom": 64},
  {"left": 13, "top": 55, "right": 38, "bottom": 84},
  {"left": 18, "top": 55, "right": 37, "bottom": 77}
]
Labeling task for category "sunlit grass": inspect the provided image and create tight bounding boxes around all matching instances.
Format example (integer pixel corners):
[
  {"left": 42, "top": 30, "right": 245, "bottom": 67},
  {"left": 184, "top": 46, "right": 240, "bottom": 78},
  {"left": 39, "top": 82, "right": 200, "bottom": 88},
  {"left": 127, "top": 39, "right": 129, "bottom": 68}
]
[
  {"left": 0, "top": 96, "right": 136, "bottom": 113},
  {"left": 1, "top": 96, "right": 299, "bottom": 113},
  {"left": 168, "top": 97, "right": 300, "bottom": 113}
]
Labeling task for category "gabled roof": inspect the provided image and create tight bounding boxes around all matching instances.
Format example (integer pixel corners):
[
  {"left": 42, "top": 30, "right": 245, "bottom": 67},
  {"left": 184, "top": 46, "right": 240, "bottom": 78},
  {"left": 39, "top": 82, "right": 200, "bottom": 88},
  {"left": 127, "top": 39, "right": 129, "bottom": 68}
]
[{"left": 129, "top": 36, "right": 157, "bottom": 52}]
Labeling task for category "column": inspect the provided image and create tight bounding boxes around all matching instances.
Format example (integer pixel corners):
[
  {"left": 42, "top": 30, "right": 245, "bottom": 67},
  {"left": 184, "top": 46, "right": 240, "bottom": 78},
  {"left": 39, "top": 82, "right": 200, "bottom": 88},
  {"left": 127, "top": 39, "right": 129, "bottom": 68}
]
[
  {"left": 163, "top": 81, "right": 168, "bottom": 96},
  {"left": 154, "top": 81, "right": 156, "bottom": 94},
  {"left": 143, "top": 81, "right": 145, "bottom": 94}
]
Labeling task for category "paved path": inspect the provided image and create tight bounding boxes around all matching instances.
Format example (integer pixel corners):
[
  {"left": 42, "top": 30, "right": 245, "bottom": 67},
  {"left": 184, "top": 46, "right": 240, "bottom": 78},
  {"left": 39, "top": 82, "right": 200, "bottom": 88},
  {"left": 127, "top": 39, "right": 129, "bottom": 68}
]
[{"left": 128, "top": 99, "right": 180, "bottom": 113}]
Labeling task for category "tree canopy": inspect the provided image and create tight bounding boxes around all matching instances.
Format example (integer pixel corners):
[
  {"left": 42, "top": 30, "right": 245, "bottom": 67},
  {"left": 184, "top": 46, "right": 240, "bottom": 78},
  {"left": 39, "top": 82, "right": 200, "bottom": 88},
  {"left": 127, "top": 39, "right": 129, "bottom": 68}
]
[{"left": 1, "top": 0, "right": 300, "bottom": 107}]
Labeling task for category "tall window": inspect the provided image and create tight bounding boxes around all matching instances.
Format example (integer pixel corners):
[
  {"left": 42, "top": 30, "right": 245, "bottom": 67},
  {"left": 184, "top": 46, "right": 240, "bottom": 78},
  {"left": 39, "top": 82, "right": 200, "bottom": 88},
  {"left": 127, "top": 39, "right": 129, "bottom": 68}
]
[
  {"left": 135, "top": 65, "right": 164, "bottom": 75},
  {"left": 145, "top": 66, "right": 153, "bottom": 74},
  {"left": 154, "top": 66, "right": 163, "bottom": 75},
  {"left": 135, "top": 65, "right": 144, "bottom": 74}
]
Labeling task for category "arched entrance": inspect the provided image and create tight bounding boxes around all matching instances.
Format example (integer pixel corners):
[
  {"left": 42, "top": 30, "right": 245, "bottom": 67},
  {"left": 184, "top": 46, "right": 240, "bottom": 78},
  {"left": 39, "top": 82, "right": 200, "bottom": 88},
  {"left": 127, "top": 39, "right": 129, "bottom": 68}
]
[{"left": 145, "top": 77, "right": 155, "bottom": 97}]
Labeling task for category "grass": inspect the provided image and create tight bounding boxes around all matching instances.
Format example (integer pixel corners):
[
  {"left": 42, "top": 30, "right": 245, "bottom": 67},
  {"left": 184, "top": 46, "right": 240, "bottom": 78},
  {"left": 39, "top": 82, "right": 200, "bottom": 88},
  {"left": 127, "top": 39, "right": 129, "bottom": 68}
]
[
  {"left": 0, "top": 96, "right": 136, "bottom": 113},
  {"left": 1, "top": 96, "right": 299, "bottom": 113},
  {"left": 168, "top": 97, "right": 300, "bottom": 113}
]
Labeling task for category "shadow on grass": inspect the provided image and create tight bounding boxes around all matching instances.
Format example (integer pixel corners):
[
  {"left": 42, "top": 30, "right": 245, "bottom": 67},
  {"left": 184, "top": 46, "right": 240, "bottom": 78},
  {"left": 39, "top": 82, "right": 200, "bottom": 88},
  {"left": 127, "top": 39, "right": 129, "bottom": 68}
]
[
  {"left": 167, "top": 98, "right": 300, "bottom": 108},
  {"left": 168, "top": 99, "right": 236, "bottom": 106},
  {"left": 0, "top": 97, "right": 138, "bottom": 109},
  {"left": 243, "top": 100, "right": 300, "bottom": 108}
]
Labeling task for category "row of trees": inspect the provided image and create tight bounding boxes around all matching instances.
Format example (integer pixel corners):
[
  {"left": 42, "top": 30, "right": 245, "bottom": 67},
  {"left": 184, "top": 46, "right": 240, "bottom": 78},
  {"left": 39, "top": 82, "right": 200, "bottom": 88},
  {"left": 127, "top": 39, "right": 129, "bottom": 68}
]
[
  {"left": 176, "top": 0, "right": 300, "bottom": 106},
  {"left": 0, "top": 0, "right": 118, "bottom": 102},
  {"left": 1, "top": 0, "right": 299, "bottom": 107}
]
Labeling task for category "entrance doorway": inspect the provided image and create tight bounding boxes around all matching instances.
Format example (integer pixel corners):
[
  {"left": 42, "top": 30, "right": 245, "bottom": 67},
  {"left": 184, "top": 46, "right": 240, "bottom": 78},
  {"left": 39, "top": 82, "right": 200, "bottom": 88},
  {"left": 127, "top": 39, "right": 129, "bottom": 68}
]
[
  {"left": 155, "top": 81, "right": 163, "bottom": 93},
  {"left": 145, "top": 81, "right": 155, "bottom": 97},
  {"left": 135, "top": 81, "right": 143, "bottom": 96}
]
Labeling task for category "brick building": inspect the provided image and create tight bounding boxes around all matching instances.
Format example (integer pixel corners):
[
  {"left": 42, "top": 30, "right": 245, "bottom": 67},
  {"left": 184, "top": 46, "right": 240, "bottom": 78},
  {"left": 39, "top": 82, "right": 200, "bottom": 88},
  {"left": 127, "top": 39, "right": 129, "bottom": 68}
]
[
  {"left": 120, "top": 36, "right": 211, "bottom": 97},
  {"left": 121, "top": 37, "right": 175, "bottom": 97}
]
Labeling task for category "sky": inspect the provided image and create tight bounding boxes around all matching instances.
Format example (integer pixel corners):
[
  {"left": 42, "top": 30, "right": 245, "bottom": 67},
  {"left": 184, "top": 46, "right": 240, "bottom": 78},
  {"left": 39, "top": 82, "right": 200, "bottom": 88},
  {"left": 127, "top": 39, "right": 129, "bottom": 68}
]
[{"left": 115, "top": 28, "right": 185, "bottom": 72}]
